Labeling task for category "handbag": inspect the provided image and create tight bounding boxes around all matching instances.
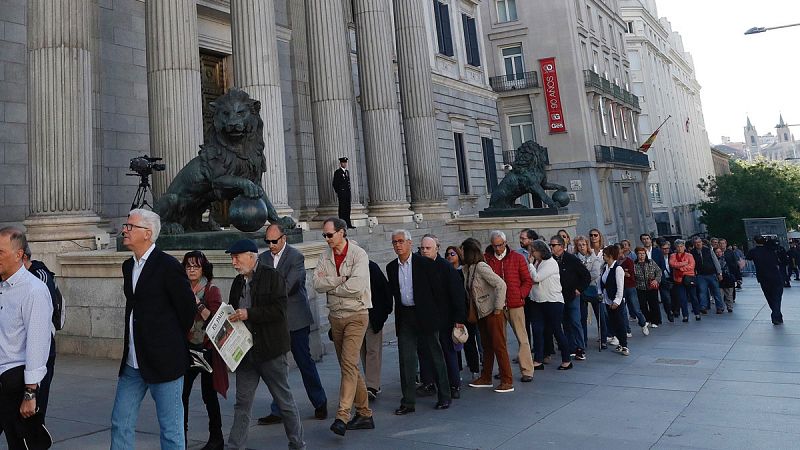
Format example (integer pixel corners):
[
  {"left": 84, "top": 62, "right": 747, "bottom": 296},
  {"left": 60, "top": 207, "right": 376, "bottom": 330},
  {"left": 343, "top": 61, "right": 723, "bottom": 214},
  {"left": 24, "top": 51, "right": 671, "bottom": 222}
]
[
  {"left": 452, "top": 325, "right": 469, "bottom": 345},
  {"left": 581, "top": 285, "right": 599, "bottom": 302},
  {"left": 682, "top": 275, "right": 696, "bottom": 287}
]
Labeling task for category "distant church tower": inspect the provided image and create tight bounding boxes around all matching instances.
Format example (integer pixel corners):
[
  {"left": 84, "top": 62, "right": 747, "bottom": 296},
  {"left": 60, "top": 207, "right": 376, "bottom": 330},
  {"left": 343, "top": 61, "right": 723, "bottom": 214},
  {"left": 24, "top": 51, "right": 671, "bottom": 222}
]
[
  {"left": 776, "top": 114, "right": 794, "bottom": 144},
  {"left": 744, "top": 116, "right": 760, "bottom": 160}
]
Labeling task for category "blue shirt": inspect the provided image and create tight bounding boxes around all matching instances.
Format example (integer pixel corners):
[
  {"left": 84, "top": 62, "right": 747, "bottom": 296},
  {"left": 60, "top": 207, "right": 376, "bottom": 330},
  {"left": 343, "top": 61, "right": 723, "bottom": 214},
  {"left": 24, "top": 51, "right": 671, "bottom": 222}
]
[
  {"left": 398, "top": 256, "right": 414, "bottom": 306},
  {"left": 0, "top": 264, "right": 53, "bottom": 384}
]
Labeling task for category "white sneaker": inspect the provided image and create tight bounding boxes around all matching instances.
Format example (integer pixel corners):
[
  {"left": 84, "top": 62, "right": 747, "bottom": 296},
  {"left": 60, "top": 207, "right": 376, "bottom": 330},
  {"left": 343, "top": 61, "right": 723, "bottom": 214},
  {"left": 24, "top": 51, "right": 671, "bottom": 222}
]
[
  {"left": 614, "top": 345, "right": 623, "bottom": 353},
  {"left": 651, "top": 324, "right": 658, "bottom": 328},
  {"left": 626, "top": 332, "right": 633, "bottom": 338},
  {"left": 607, "top": 336, "right": 619, "bottom": 346},
  {"left": 642, "top": 324, "right": 650, "bottom": 336},
  {"left": 621, "top": 347, "right": 630, "bottom": 356}
]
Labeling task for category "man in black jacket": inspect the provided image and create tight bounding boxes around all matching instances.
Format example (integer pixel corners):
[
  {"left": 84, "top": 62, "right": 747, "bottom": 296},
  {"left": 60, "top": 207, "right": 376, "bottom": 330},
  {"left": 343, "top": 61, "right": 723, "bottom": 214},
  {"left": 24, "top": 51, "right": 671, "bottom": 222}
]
[
  {"left": 332, "top": 156, "right": 353, "bottom": 228},
  {"left": 689, "top": 237, "right": 724, "bottom": 314},
  {"left": 747, "top": 236, "right": 785, "bottom": 324},
  {"left": 550, "top": 235, "right": 591, "bottom": 361},
  {"left": 225, "top": 239, "right": 305, "bottom": 450},
  {"left": 417, "top": 234, "right": 466, "bottom": 399},
  {"left": 386, "top": 230, "right": 451, "bottom": 414},
  {"left": 362, "top": 261, "right": 393, "bottom": 400},
  {"left": 111, "top": 209, "right": 196, "bottom": 450}
]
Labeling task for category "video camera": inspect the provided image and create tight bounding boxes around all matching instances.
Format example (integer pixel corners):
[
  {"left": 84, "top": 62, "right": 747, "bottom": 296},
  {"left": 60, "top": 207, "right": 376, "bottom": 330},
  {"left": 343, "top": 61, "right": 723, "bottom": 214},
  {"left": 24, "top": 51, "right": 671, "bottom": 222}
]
[{"left": 129, "top": 155, "right": 166, "bottom": 177}]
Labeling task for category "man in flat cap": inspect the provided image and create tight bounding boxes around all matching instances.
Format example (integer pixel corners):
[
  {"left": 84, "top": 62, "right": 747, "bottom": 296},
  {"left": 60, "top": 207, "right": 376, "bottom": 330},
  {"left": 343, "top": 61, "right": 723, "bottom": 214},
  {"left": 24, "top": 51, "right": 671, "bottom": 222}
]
[
  {"left": 225, "top": 239, "right": 305, "bottom": 450},
  {"left": 332, "top": 157, "right": 354, "bottom": 228}
]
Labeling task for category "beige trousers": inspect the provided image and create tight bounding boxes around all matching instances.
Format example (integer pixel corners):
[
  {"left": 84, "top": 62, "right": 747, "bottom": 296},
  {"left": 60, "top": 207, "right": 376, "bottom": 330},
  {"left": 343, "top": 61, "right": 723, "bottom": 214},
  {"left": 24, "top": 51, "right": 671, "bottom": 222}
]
[
  {"left": 329, "top": 313, "right": 371, "bottom": 421},
  {"left": 505, "top": 306, "right": 534, "bottom": 377},
  {"left": 359, "top": 323, "right": 383, "bottom": 390}
]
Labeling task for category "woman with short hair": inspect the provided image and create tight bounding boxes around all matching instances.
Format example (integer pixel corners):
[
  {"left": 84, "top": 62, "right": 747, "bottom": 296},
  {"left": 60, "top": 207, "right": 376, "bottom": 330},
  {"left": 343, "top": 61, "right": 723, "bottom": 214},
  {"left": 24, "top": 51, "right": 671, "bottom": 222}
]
[
  {"left": 529, "top": 240, "right": 573, "bottom": 370},
  {"left": 634, "top": 247, "right": 662, "bottom": 327},
  {"left": 600, "top": 245, "right": 629, "bottom": 356}
]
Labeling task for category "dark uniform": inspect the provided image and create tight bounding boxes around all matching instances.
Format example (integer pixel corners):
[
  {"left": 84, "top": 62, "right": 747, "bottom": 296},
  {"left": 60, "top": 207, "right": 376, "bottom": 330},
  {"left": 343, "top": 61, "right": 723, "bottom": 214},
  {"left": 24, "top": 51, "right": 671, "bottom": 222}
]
[
  {"left": 332, "top": 158, "right": 353, "bottom": 228},
  {"left": 747, "top": 241, "right": 784, "bottom": 324}
]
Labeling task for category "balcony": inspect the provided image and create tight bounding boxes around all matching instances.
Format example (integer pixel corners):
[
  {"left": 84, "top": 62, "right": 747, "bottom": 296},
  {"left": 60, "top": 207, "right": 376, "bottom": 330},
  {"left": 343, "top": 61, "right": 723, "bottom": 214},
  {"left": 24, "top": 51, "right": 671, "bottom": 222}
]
[
  {"left": 489, "top": 71, "right": 539, "bottom": 92},
  {"left": 595, "top": 145, "right": 649, "bottom": 168},
  {"left": 583, "top": 70, "right": 640, "bottom": 110}
]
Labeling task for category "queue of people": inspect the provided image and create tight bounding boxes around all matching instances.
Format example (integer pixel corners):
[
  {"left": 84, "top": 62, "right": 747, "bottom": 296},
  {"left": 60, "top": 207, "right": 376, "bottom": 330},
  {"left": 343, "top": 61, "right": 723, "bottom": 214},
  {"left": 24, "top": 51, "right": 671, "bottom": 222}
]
[{"left": 1, "top": 210, "right": 790, "bottom": 450}]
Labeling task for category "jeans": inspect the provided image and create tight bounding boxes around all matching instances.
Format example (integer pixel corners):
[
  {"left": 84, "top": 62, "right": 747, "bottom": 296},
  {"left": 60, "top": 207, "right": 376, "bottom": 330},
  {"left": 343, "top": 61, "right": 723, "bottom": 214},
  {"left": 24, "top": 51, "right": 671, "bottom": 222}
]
[
  {"left": 606, "top": 303, "right": 628, "bottom": 348},
  {"left": 111, "top": 365, "right": 185, "bottom": 450},
  {"left": 761, "top": 281, "right": 784, "bottom": 323},
  {"left": 659, "top": 283, "right": 674, "bottom": 318},
  {"left": 562, "top": 296, "right": 585, "bottom": 352},
  {"left": 624, "top": 287, "right": 647, "bottom": 327},
  {"left": 461, "top": 321, "right": 482, "bottom": 374},
  {"left": 532, "top": 302, "right": 570, "bottom": 363},
  {"left": 182, "top": 355, "right": 222, "bottom": 443},
  {"left": 228, "top": 354, "right": 305, "bottom": 450},
  {"left": 697, "top": 274, "right": 724, "bottom": 311},
  {"left": 675, "top": 284, "right": 700, "bottom": 317},
  {"left": 271, "top": 326, "right": 327, "bottom": 415},
  {"left": 397, "top": 306, "right": 450, "bottom": 406}
]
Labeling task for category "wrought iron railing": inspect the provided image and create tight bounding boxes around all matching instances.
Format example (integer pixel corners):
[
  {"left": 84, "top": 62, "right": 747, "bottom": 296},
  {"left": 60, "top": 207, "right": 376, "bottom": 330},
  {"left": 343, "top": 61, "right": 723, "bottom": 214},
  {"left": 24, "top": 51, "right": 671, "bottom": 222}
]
[
  {"left": 595, "top": 145, "right": 649, "bottom": 167},
  {"left": 583, "top": 70, "right": 640, "bottom": 109},
  {"left": 489, "top": 71, "right": 539, "bottom": 92}
]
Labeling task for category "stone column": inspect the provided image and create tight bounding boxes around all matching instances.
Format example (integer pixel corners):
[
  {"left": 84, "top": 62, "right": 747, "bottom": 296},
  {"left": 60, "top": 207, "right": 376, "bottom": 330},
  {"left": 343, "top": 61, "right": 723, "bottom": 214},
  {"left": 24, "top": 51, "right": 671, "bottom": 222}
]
[
  {"left": 306, "top": 0, "right": 366, "bottom": 221},
  {"left": 393, "top": 0, "right": 448, "bottom": 216},
  {"left": 145, "top": 0, "right": 204, "bottom": 197},
  {"left": 353, "top": 0, "right": 411, "bottom": 223},
  {"left": 25, "top": 0, "right": 103, "bottom": 243},
  {"left": 230, "top": 0, "right": 292, "bottom": 216}
]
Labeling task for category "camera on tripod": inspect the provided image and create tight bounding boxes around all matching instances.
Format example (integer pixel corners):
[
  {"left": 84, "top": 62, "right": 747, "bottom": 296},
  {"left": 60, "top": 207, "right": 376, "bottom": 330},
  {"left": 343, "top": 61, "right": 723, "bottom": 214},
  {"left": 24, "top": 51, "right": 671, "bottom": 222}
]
[{"left": 129, "top": 155, "right": 165, "bottom": 176}]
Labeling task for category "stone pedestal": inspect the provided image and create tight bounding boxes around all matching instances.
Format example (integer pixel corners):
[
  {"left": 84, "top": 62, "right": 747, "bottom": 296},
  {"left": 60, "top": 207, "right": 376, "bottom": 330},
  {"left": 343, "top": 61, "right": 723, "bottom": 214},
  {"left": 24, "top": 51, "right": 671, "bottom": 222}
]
[
  {"left": 145, "top": 0, "right": 204, "bottom": 197},
  {"left": 231, "top": 0, "right": 292, "bottom": 216},
  {"left": 25, "top": 0, "right": 103, "bottom": 243},
  {"left": 450, "top": 214, "right": 580, "bottom": 243}
]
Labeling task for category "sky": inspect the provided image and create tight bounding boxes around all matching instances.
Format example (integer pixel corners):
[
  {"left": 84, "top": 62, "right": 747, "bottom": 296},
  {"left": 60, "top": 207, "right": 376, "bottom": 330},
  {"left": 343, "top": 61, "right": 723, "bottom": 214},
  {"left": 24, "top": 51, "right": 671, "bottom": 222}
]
[{"left": 653, "top": 0, "right": 800, "bottom": 144}]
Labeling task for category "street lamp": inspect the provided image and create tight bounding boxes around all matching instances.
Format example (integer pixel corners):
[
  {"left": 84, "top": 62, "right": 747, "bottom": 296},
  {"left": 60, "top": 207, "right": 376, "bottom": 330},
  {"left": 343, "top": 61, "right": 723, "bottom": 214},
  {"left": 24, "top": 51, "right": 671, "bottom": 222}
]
[{"left": 744, "top": 22, "right": 800, "bottom": 35}]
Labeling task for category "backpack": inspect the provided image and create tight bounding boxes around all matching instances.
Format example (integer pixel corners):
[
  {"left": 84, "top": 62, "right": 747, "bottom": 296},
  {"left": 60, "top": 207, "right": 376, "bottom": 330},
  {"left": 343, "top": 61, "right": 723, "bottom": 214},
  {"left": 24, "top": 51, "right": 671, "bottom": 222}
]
[{"left": 51, "top": 280, "right": 65, "bottom": 331}]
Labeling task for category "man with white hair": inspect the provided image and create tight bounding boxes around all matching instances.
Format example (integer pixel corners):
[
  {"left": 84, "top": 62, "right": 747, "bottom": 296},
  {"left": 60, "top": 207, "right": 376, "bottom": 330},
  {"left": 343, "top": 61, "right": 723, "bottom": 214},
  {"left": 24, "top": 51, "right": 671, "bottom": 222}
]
[
  {"left": 111, "top": 209, "right": 196, "bottom": 450},
  {"left": 226, "top": 239, "right": 305, "bottom": 450}
]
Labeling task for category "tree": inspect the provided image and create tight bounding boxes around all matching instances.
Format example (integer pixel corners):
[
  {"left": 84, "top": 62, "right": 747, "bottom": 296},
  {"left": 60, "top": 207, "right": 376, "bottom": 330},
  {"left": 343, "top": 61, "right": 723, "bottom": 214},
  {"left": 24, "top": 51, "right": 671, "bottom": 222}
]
[{"left": 697, "top": 159, "right": 800, "bottom": 246}]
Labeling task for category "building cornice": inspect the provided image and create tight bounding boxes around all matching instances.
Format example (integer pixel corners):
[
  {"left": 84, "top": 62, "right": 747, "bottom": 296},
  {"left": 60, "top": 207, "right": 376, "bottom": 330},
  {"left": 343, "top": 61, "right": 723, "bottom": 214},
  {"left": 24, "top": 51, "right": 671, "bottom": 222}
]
[{"left": 431, "top": 73, "right": 499, "bottom": 101}]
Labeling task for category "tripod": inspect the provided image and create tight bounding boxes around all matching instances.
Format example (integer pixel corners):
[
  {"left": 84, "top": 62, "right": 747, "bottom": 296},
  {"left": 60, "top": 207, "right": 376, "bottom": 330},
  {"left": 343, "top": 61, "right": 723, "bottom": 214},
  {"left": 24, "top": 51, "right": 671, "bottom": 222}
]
[{"left": 128, "top": 173, "right": 154, "bottom": 211}]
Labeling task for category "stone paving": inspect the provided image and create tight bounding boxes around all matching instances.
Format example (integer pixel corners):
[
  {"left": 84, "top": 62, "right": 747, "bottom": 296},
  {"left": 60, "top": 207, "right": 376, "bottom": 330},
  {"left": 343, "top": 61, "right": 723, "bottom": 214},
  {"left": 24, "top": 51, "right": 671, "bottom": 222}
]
[{"left": 8, "top": 279, "right": 800, "bottom": 450}]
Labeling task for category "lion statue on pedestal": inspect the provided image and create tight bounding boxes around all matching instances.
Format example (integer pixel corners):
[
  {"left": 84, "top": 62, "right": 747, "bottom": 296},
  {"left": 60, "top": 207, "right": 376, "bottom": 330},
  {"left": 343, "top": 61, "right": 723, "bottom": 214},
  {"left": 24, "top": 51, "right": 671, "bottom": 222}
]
[
  {"left": 153, "top": 88, "right": 295, "bottom": 234},
  {"left": 488, "top": 140, "right": 570, "bottom": 209}
]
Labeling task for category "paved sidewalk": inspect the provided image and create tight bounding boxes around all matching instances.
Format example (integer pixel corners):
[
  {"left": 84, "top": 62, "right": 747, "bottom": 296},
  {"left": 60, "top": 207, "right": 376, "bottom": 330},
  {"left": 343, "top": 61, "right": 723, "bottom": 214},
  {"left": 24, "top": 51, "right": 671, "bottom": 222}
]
[{"left": 7, "top": 280, "right": 800, "bottom": 449}]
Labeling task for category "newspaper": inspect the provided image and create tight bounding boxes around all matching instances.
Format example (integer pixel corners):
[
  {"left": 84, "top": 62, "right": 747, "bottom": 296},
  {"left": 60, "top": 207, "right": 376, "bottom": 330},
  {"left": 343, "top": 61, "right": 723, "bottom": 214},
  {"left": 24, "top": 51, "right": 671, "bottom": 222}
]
[{"left": 205, "top": 303, "right": 253, "bottom": 372}]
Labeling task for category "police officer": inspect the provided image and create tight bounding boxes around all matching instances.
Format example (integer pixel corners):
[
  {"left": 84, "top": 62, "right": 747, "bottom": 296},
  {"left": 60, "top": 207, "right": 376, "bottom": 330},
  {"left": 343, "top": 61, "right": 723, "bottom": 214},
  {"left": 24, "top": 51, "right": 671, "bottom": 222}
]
[
  {"left": 332, "top": 157, "right": 353, "bottom": 228},
  {"left": 747, "top": 235, "right": 785, "bottom": 325}
]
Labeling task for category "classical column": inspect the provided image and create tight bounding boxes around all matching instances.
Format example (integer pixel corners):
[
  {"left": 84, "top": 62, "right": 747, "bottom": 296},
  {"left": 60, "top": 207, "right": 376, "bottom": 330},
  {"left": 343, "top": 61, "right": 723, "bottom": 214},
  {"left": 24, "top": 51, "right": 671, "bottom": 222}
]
[
  {"left": 145, "top": 0, "right": 204, "bottom": 197},
  {"left": 393, "top": 0, "right": 448, "bottom": 216},
  {"left": 306, "top": 0, "right": 366, "bottom": 221},
  {"left": 353, "top": 0, "right": 411, "bottom": 223},
  {"left": 25, "top": 0, "right": 103, "bottom": 243},
  {"left": 231, "top": 0, "right": 292, "bottom": 216}
]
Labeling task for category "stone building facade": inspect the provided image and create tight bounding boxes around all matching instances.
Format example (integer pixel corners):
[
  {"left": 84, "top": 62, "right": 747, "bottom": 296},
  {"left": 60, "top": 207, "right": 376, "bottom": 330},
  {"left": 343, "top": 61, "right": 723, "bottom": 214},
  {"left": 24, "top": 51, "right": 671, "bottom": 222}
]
[
  {"left": 744, "top": 115, "right": 798, "bottom": 162},
  {"left": 0, "top": 0, "right": 503, "bottom": 252},
  {"left": 620, "top": 0, "right": 714, "bottom": 237},
  {"left": 481, "top": 0, "right": 655, "bottom": 243}
]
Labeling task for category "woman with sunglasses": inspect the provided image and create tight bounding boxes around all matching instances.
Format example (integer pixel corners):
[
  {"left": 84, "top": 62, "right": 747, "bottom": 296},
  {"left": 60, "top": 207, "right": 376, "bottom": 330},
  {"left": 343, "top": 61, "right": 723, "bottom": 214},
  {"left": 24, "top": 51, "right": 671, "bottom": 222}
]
[
  {"left": 446, "top": 246, "right": 482, "bottom": 378},
  {"left": 557, "top": 229, "right": 574, "bottom": 254},
  {"left": 181, "top": 251, "right": 227, "bottom": 450},
  {"left": 588, "top": 229, "right": 605, "bottom": 257}
]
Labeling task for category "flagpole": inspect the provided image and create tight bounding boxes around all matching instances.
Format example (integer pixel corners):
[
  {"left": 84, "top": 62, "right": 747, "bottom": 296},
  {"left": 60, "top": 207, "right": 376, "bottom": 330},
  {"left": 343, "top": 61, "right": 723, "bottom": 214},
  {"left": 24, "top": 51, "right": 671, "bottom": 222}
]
[{"left": 637, "top": 115, "right": 672, "bottom": 151}]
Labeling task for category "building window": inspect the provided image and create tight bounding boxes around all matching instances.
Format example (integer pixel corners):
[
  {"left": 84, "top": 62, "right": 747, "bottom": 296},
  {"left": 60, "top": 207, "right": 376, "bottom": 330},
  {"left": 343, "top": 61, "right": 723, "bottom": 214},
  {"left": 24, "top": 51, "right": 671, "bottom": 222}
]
[
  {"left": 609, "top": 24, "right": 614, "bottom": 47},
  {"left": 620, "top": 107, "right": 627, "bottom": 140},
  {"left": 750, "top": 135, "right": 756, "bottom": 144},
  {"left": 454, "top": 132, "right": 469, "bottom": 194},
  {"left": 627, "top": 21, "right": 634, "bottom": 33},
  {"left": 462, "top": 14, "right": 481, "bottom": 67},
  {"left": 496, "top": 0, "right": 517, "bottom": 23},
  {"left": 609, "top": 101, "right": 617, "bottom": 137},
  {"left": 630, "top": 110, "right": 638, "bottom": 142},
  {"left": 599, "top": 16, "right": 604, "bottom": 39},
  {"left": 587, "top": 6, "right": 593, "bottom": 29},
  {"left": 649, "top": 183, "right": 662, "bottom": 203},
  {"left": 575, "top": 0, "right": 582, "bottom": 21},
  {"left": 509, "top": 114, "right": 534, "bottom": 149},
  {"left": 785, "top": 132, "right": 789, "bottom": 141},
  {"left": 482, "top": 137, "right": 499, "bottom": 193},
  {"left": 502, "top": 45, "right": 524, "bottom": 80},
  {"left": 599, "top": 99, "right": 608, "bottom": 135},
  {"left": 433, "top": 0, "right": 454, "bottom": 57}
]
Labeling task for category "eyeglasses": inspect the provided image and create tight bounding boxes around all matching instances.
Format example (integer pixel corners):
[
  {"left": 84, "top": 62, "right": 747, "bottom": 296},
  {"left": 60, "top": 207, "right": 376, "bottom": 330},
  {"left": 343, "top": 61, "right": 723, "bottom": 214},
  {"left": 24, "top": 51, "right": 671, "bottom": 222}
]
[
  {"left": 446, "top": 251, "right": 457, "bottom": 257},
  {"left": 492, "top": 243, "right": 506, "bottom": 248},
  {"left": 391, "top": 239, "right": 407, "bottom": 245},
  {"left": 264, "top": 235, "right": 285, "bottom": 245},
  {"left": 550, "top": 243, "right": 562, "bottom": 247},
  {"left": 322, "top": 231, "right": 340, "bottom": 239},
  {"left": 559, "top": 235, "right": 568, "bottom": 239},
  {"left": 590, "top": 233, "right": 599, "bottom": 237},
  {"left": 185, "top": 265, "right": 202, "bottom": 271},
  {"left": 122, "top": 223, "right": 149, "bottom": 231}
]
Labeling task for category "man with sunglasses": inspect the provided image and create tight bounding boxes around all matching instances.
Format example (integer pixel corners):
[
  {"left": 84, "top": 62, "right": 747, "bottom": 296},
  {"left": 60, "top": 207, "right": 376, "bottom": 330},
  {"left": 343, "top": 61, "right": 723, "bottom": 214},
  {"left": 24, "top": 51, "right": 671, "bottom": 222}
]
[
  {"left": 111, "top": 209, "right": 196, "bottom": 450},
  {"left": 313, "top": 218, "right": 374, "bottom": 436},
  {"left": 257, "top": 224, "right": 328, "bottom": 426}
]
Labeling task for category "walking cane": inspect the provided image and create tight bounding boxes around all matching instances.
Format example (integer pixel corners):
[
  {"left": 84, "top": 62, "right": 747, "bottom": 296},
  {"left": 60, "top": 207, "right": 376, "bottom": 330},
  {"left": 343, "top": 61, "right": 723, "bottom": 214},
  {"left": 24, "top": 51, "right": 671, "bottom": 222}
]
[{"left": 597, "top": 298, "right": 603, "bottom": 352}]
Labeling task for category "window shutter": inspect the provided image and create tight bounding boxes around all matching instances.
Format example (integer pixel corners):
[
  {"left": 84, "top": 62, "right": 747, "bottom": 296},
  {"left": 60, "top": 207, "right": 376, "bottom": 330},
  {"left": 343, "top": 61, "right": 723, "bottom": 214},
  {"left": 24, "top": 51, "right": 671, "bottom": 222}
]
[{"left": 441, "top": 3, "right": 453, "bottom": 56}]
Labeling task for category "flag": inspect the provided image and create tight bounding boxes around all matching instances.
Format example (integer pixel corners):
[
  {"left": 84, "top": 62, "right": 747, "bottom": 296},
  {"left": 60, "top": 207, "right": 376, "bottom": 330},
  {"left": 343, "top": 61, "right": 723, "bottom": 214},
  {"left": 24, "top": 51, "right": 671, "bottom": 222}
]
[{"left": 638, "top": 128, "right": 660, "bottom": 152}]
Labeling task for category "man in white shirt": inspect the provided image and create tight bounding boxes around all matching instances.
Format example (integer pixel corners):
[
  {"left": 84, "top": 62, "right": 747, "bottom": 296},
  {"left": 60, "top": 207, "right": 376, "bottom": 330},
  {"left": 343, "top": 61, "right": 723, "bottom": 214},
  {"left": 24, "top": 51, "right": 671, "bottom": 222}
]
[{"left": 0, "top": 227, "right": 53, "bottom": 449}]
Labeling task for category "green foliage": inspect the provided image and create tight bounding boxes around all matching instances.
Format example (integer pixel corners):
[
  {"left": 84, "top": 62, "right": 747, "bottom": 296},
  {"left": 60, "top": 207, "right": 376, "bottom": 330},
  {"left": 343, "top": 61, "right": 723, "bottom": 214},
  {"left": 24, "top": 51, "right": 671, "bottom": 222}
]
[{"left": 697, "top": 159, "right": 800, "bottom": 246}]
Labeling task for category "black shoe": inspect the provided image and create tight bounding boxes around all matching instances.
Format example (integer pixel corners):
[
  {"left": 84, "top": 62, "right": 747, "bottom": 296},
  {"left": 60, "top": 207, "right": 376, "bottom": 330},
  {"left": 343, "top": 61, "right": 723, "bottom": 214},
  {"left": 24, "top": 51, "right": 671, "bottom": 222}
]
[
  {"left": 257, "top": 414, "right": 283, "bottom": 425},
  {"left": 416, "top": 383, "right": 436, "bottom": 397},
  {"left": 683, "top": 317, "right": 689, "bottom": 323},
  {"left": 394, "top": 405, "right": 415, "bottom": 415},
  {"left": 201, "top": 437, "right": 224, "bottom": 450},
  {"left": 727, "top": 308, "right": 733, "bottom": 313},
  {"left": 533, "top": 364, "right": 545, "bottom": 371},
  {"left": 667, "top": 315, "right": 674, "bottom": 323},
  {"left": 716, "top": 309, "right": 724, "bottom": 314},
  {"left": 434, "top": 400, "right": 451, "bottom": 410},
  {"left": 330, "top": 419, "right": 347, "bottom": 436},
  {"left": 521, "top": 375, "right": 533, "bottom": 382},
  {"left": 695, "top": 315, "right": 701, "bottom": 321},
  {"left": 315, "top": 404, "right": 328, "bottom": 420},
  {"left": 557, "top": 362, "right": 574, "bottom": 371},
  {"left": 450, "top": 387, "right": 461, "bottom": 399},
  {"left": 512, "top": 357, "right": 520, "bottom": 363},
  {"left": 346, "top": 414, "right": 375, "bottom": 430},
  {"left": 701, "top": 309, "right": 708, "bottom": 315},
  {"left": 367, "top": 387, "right": 380, "bottom": 400}
]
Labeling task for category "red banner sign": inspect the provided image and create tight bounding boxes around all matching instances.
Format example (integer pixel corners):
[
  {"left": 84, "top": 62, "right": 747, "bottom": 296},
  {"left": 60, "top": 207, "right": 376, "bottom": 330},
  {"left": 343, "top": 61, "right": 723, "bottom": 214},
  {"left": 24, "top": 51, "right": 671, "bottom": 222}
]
[{"left": 539, "top": 57, "right": 567, "bottom": 134}]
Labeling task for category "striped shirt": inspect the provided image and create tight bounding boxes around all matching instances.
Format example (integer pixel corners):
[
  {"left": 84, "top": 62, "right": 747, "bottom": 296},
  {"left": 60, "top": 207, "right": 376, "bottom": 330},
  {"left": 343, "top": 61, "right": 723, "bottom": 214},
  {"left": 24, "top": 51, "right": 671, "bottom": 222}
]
[{"left": 0, "top": 264, "right": 53, "bottom": 384}]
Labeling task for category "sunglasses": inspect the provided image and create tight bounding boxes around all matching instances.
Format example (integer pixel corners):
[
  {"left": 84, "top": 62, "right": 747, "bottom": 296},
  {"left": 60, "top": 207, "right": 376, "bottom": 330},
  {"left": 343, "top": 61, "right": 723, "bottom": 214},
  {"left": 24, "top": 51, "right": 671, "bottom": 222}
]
[
  {"left": 322, "top": 231, "right": 339, "bottom": 239},
  {"left": 264, "top": 235, "right": 285, "bottom": 245},
  {"left": 590, "top": 233, "right": 599, "bottom": 237},
  {"left": 550, "top": 243, "right": 562, "bottom": 247},
  {"left": 446, "top": 251, "right": 457, "bottom": 257}
]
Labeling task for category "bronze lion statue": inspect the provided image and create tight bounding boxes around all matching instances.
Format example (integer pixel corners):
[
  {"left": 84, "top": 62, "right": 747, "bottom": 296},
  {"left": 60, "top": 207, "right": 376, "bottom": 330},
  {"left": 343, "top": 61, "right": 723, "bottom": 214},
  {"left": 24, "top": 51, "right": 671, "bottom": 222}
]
[
  {"left": 154, "top": 88, "right": 295, "bottom": 234},
  {"left": 488, "top": 140, "right": 569, "bottom": 209}
]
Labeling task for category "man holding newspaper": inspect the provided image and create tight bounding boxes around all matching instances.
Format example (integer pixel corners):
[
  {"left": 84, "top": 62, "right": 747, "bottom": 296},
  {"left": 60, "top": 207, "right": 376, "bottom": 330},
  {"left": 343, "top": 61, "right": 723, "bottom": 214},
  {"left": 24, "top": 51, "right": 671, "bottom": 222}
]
[{"left": 225, "top": 239, "right": 306, "bottom": 450}]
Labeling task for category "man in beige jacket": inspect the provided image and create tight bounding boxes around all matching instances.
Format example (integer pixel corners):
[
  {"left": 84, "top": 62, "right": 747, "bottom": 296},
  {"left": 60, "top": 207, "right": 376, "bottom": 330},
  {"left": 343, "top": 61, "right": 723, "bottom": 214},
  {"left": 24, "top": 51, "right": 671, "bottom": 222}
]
[{"left": 313, "top": 217, "right": 374, "bottom": 437}]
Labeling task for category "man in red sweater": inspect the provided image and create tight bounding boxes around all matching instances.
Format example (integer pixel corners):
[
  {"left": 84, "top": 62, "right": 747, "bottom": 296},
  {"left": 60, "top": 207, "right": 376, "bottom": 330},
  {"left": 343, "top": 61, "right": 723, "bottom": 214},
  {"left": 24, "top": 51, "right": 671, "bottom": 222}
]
[{"left": 485, "top": 230, "right": 534, "bottom": 382}]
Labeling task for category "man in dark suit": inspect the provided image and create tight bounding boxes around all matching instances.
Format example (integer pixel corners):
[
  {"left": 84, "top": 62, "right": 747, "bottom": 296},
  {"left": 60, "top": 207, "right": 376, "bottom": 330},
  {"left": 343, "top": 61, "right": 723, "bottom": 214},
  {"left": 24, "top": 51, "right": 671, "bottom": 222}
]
[
  {"left": 257, "top": 224, "right": 328, "bottom": 425},
  {"left": 386, "top": 230, "right": 451, "bottom": 414},
  {"left": 332, "top": 156, "right": 353, "bottom": 228},
  {"left": 226, "top": 239, "right": 305, "bottom": 449},
  {"left": 747, "top": 235, "right": 785, "bottom": 325},
  {"left": 363, "top": 261, "right": 393, "bottom": 400},
  {"left": 111, "top": 209, "right": 196, "bottom": 450}
]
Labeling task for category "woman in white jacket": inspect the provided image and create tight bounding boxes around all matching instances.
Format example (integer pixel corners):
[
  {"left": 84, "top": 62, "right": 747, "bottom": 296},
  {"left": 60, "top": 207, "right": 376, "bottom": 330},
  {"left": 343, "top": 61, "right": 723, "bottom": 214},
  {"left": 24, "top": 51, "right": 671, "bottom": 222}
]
[
  {"left": 600, "top": 244, "right": 629, "bottom": 356},
  {"left": 529, "top": 240, "right": 573, "bottom": 370}
]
